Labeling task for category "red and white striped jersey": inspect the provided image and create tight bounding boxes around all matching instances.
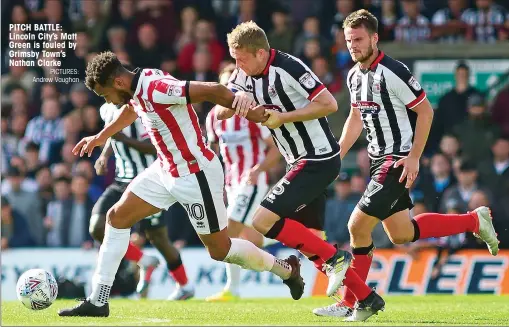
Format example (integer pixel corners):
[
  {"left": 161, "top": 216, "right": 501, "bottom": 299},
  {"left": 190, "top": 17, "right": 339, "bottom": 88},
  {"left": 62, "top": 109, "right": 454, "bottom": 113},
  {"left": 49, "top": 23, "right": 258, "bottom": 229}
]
[
  {"left": 206, "top": 105, "right": 271, "bottom": 188},
  {"left": 129, "top": 68, "right": 215, "bottom": 177}
]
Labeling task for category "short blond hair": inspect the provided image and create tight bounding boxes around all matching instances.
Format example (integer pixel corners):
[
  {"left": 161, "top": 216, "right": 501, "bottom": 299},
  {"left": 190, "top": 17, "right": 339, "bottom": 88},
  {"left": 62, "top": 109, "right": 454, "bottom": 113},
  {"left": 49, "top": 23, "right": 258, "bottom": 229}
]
[
  {"left": 227, "top": 21, "right": 270, "bottom": 53},
  {"left": 343, "top": 9, "right": 378, "bottom": 34}
]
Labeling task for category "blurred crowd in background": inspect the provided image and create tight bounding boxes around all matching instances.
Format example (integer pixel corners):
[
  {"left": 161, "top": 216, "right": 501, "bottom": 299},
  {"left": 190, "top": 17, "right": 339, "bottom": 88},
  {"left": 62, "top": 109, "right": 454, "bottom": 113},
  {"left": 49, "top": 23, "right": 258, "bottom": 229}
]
[{"left": 1, "top": 0, "right": 509, "bottom": 262}]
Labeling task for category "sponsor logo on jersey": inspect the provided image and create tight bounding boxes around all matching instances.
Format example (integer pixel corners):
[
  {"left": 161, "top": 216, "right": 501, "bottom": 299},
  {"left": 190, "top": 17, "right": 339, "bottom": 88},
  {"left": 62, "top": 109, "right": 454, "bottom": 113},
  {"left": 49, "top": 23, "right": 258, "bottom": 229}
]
[
  {"left": 299, "top": 72, "right": 316, "bottom": 89},
  {"left": 408, "top": 77, "right": 422, "bottom": 91},
  {"left": 353, "top": 101, "right": 381, "bottom": 114}
]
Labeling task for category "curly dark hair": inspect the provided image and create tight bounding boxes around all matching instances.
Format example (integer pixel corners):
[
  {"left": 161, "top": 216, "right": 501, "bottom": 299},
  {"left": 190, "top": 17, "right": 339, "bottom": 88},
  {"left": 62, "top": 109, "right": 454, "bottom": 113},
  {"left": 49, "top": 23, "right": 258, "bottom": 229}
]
[{"left": 85, "top": 51, "right": 125, "bottom": 91}]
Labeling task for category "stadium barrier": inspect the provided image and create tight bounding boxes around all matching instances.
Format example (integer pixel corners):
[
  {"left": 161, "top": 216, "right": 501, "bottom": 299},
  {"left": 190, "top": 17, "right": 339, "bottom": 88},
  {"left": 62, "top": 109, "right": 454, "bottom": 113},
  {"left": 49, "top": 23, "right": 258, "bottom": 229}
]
[{"left": 2, "top": 248, "right": 508, "bottom": 301}]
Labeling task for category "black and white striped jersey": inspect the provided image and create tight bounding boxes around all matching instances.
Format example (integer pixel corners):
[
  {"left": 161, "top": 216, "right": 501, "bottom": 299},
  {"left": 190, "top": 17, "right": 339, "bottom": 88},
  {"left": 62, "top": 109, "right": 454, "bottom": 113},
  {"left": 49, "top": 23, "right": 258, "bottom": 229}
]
[
  {"left": 228, "top": 49, "right": 339, "bottom": 164},
  {"left": 346, "top": 51, "right": 427, "bottom": 158},
  {"left": 99, "top": 103, "right": 156, "bottom": 182}
]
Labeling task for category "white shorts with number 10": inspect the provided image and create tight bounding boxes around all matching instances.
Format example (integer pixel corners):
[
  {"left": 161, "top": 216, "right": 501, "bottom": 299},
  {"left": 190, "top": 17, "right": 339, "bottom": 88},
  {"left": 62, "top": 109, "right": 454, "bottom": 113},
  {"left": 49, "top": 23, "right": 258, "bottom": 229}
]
[{"left": 128, "top": 156, "right": 228, "bottom": 235}]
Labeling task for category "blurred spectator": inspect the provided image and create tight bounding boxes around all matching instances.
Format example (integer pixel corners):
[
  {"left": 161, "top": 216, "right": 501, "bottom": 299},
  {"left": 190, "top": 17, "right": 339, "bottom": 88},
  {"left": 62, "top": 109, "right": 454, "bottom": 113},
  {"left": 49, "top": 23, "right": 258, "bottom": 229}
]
[
  {"left": 178, "top": 20, "right": 225, "bottom": 74},
  {"left": 350, "top": 173, "right": 367, "bottom": 194},
  {"left": 24, "top": 142, "right": 42, "bottom": 179},
  {"left": 330, "top": 0, "right": 356, "bottom": 37},
  {"left": 62, "top": 111, "right": 83, "bottom": 145},
  {"left": 293, "top": 16, "right": 329, "bottom": 59},
  {"left": 312, "top": 57, "right": 342, "bottom": 95},
  {"left": 428, "top": 61, "right": 480, "bottom": 153},
  {"left": 79, "top": 105, "right": 102, "bottom": 138},
  {"left": 477, "top": 136, "right": 509, "bottom": 202},
  {"left": 129, "top": 23, "right": 176, "bottom": 70},
  {"left": 356, "top": 148, "right": 371, "bottom": 181},
  {"left": 452, "top": 94, "right": 500, "bottom": 162},
  {"left": 51, "top": 162, "right": 72, "bottom": 179},
  {"left": 2, "top": 159, "right": 38, "bottom": 194},
  {"left": 183, "top": 50, "right": 218, "bottom": 83},
  {"left": 462, "top": 0, "right": 508, "bottom": 42},
  {"left": 9, "top": 85, "right": 37, "bottom": 118},
  {"left": 63, "top": 82, "right": 90, "bottom": 115},
  {"left": 379, "top": 0, "right": 398, "bottom": 41},
  {"left": 491, "top": 84, "right": 509, "bottom": 136},
  {"left": 0, "top": 65, "right": 37, "bottom": 105},
  {"left": 105, "top": 25, "right": 128, "bottom": 53},
  {"left": 268, "top": 8, "right": 294, "bottom": 54},
  {"left": 279, "top": 0, "right": 322, "bottom": 27},
  {"left": 45, "top": 174, "right": 93, "bottom": 248},
  {"left": 2, "top": 166, "right": 44, "bottom": 246},
  {"left": 395, "top": 0, "right": 431, "bottom": 43},
  {"left": 35, "top": 166, "right": 54, "bottom": 217},
  {"left": 74, "top": 160, "right": 104, "bottom": 202},
  {"left": 415, "top": 152, "right": 456, "bottom": 212},
  {"left": 439, "top": 134, "right": 461, "bottom": 161},
  {"left": 331, "top": 28, "right": 352, "bottom": 77},
  {"left": 24, "top": 98, "right": 65, "bottom": 164},
  {"left": 466, "top": 190, "right": 494, "bottom": 248},
  {"left": 440, "top": 160, "right": 491, "bottom": 214},
  {"left": 129, "top": 0, "right": 178, "bottom": 48},
  {"left": 61, "top": 141, "right": 79, "bottom": 168},
  {"left": 38, "top": 0, "right": 72, "bottom": 31},
  {"left": 432, "top": 0, "right": 468, "bottom": 42},
  {"left": 1, "top": 196, "right": 35, "bottom": 249},
  {"left": 1, "top": 112, "right": 18, "bottom": 173},
  {"left": 111, "top": 0, "right": 136, "bottom": 33},
  {"left": 324, "top": 173, "right": 361, "bottom": 246},
  {"left": 175, "top": 6, "right": 199, "bottom": 52},
  {"left": 73, "top": 0, "right": 109, "bottom": 50},
  {"left": 300, "top": 38, "right": 322, "bottom": 67}
]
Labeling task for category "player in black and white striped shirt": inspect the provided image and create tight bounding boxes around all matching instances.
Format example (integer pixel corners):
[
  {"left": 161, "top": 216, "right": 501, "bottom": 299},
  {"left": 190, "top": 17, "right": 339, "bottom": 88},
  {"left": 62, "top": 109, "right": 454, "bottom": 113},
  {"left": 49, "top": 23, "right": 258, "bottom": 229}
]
[
  {"left": 314, "top": 9, "right": 499, "bottom": 321},
  {"left": 214, "top": 20, "right": 376, "bottom": 306},
  {"left": 89, "top": 103, "right": 195, "bottom": 301}
]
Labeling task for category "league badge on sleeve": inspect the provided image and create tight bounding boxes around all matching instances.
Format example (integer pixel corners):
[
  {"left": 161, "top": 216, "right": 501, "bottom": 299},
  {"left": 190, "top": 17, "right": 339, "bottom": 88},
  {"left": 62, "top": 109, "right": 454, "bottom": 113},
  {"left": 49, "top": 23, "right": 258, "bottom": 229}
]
[
  {"left": 299, "top": 72, "right": 316, "bottom": 89},
  {"left": 408, "top": 77, "right": 422, "bottom": 91}
]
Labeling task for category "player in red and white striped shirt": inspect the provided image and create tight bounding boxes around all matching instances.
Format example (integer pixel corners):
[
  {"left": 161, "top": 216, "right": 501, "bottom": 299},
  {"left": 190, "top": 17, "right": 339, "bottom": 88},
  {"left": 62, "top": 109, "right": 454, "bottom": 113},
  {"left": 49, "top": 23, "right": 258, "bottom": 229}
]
[
  {"left": 59, "top": 52, "right": 306, "bottom": 318},
  {"left": 205, "top": 65, "right": 281, "bottom": 301}
]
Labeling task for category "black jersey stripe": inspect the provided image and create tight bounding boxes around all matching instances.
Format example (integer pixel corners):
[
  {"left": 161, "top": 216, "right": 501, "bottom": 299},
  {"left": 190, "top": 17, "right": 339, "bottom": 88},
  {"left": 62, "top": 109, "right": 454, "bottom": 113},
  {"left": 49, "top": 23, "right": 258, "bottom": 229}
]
[{"left": 273, "top": 72, "right": 315, "bottom": 156}]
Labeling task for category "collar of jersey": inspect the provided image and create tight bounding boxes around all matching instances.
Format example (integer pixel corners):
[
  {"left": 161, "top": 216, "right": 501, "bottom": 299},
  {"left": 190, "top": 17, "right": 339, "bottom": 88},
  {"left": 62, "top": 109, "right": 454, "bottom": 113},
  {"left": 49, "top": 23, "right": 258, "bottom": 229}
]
[
  {"left": 130, "top": 67, "right": 142, "bottom": 94},
  {"left": 251, "top": 49, "right": 276, "bottom": 79}
]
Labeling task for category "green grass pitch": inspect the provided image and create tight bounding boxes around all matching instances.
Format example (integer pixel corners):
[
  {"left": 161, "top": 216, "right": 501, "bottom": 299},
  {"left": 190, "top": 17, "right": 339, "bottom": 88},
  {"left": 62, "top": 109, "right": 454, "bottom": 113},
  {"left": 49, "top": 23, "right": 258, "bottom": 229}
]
[{"left": 2, "top": 295, "right": 509, "bottom": 326}]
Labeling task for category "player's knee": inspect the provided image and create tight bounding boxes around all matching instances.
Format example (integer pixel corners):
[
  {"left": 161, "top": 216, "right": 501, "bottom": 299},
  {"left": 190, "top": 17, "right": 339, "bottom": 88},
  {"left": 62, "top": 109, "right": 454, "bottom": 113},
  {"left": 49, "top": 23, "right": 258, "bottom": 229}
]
[
  {"left": 106, "top": 206, "right": 127, "bottom": 229},
  {"left": 89, "top": 214, "right": 106, "bottom": 241},
  {"left": 387, "top": 232, "right": 412, "bottom": 245},
  {"left": 348, "top": 219, "right": 366, "bottom": 238}
]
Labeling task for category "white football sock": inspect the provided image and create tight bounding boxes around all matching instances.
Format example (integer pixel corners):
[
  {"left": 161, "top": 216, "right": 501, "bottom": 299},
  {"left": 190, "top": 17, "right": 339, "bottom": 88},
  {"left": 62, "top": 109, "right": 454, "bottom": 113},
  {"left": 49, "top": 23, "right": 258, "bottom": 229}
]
[
  {"left": 88, "top": 224, "right": 130, "bottom": 306},
  {"left": 223, "top": 238, "right": 291, "bottom": 280},
  {"left": 224, "top": 263, "right": 241, "bottom": 295}
]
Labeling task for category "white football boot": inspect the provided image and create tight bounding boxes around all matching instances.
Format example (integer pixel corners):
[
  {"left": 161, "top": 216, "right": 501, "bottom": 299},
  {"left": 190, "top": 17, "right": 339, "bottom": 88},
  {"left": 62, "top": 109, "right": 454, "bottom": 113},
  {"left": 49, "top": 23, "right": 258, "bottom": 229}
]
[{"left": 472, "top": 206, "right": 499, "bottom": 256}]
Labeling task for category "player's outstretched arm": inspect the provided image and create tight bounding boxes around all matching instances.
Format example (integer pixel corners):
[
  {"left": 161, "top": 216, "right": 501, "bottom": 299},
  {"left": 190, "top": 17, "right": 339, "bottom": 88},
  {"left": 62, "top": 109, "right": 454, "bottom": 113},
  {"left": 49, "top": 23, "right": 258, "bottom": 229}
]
[
  {"left": 73, "top": 104, "right": 138, "bottom": 157},
  {"left": 278, "top": 89, "right": 338, "bottom": 124},
  {"left": 338, "top": 107, "right": 363, "bottom": 159},
  {"left": 188, "top": 82, "right": 266, "bottom": 123}
]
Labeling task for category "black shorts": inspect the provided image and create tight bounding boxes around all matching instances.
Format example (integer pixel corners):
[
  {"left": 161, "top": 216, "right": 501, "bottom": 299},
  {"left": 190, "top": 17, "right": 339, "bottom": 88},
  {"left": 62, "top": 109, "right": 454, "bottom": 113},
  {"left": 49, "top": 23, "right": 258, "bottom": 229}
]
[
  {"left": 261, "top": 154, "right": 341, "bottom": 230},
  {"left": 357, "top": 155, "right": 414, "bottom": 220},
  {"left": 91, "top": 181, "right": 165, "bottom": 230}
]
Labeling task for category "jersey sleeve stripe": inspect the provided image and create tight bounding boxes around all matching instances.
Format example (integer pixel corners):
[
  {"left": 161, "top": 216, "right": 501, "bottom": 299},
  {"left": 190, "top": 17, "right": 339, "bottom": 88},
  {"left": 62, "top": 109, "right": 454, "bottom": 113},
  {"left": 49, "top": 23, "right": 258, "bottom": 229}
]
[
  {"left": 406, "top": 92, "right": 427, "bottom": 109},
  {"left": 185, "top": 81, "right": 191, "bottom": 104},
  {"left": 308, "top": 84, "right": 326, "bottom": 101}
]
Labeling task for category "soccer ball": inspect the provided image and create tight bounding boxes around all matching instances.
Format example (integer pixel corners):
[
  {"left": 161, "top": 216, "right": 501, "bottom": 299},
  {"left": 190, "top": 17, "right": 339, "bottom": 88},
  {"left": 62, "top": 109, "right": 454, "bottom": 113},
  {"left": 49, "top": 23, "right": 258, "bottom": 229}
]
[{"left": 16, "top": 269, "right": 58, "bottom": 310}]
